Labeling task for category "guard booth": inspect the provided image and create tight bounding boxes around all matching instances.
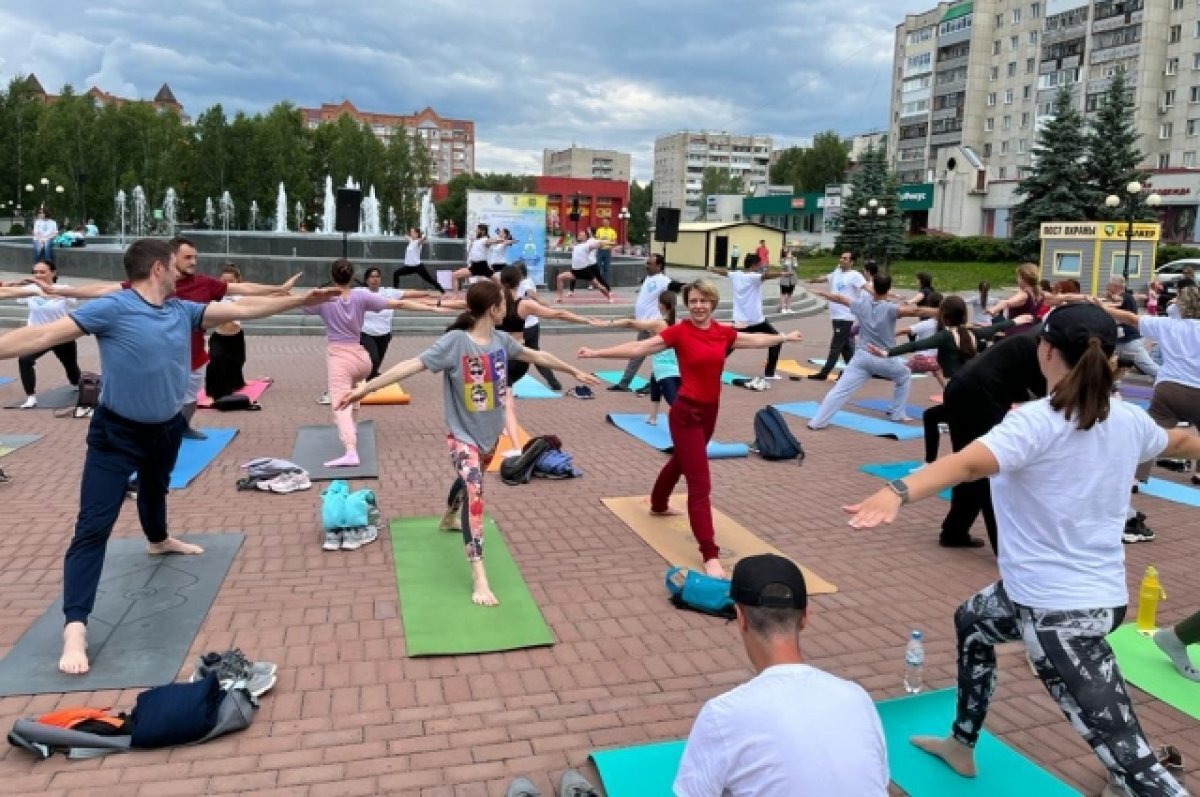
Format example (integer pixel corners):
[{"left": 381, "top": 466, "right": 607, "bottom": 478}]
[{"left": 1039, "top": 221, "right": 1161, "bottom": 293}]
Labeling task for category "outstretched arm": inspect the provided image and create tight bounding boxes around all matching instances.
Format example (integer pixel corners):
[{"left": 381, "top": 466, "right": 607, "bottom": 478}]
[
  {"left": 897, "top": 305, "right": 938, "bottom": 319},
  {"left": 226, "top": 274, "right": 300, "bottom": 297},
  {"left": 386, "top": 298, "right": 452, "bottom": 313},
  {"left": 810, "top": 288, "right": 850, "bottom": 306},
  {"left": 732, "top": 329, "right": 803, "bottom": 350},
  {"left": 201, "top": 288, "right": 339, "bottom": 327},
  {"left": 335, "top": 357, "right": 428, "bottom": 409},
  {"left": 0, "top": 285, "right": 38, "bottom": 300},
  {"left": 41, "top": 281, "right": 123, "bottom": 299},
  {"left": 521, "top": 298, "right": 597, "bottom": 326},
  {"left": 611, "top": 317, "right": 667, "bottom": 333},
  {"left": 578, "top": 335, "right": 667, "bottom": 360},
  {"left": 708, "top": 266, "right": 730, "bottom": 277},
  {"left": 0, "top": 316, "right": 84, "bottom": 359},
  {"left": 517, "top": 347, "right": 600, "bottom": 384},
  {"left": 1098, "top": 302, "right": 1140, "bottom": 327},
  {"left": 1162, "top": 427, "right": 1200, "bottom": 461}
]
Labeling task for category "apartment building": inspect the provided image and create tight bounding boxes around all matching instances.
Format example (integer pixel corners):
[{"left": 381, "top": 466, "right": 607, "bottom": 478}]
[
  {"left": 652, "top": 131, "right": 772, "bottom": 222},
  {"left": 542, "top": 147, "right": 631, "bottom": 182}
]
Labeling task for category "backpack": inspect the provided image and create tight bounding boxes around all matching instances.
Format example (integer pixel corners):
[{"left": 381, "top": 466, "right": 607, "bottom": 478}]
[
  {"left": 499, "top": 437, "right": 551, "bottom": 485},
  {"left": 753, "top": 407, "right": 804, "bottom": 462},
  {"left": 665, "top": 567, "right": 735, "bottom": 619}
]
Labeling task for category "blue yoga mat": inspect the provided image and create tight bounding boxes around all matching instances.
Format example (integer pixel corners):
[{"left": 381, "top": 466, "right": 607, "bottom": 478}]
[
  {"left": 853, "top": 398, "right": 927, "bottom": 420},
  {"left": 1139, "top": 477, "right": 1200, "bottom": 508},
  {"left": 1119, "top": 383, "right": 1154, "bottom": 400},
  {"left": 877, "top": 689, "right": 1081, "bottom": 796},
  {"left": 0, "top": 376, "right": 12, "bottom": 386},
  {"left": 512, "top": 375, "right": 560, "bottom": 399},
  {"left": 860, "top": 461, "right": 951, "bottom": 501},
  {"left": 606, "top": 413, "right": 748, "bottom": 458},
  {"left": 774, "top": 401, "right": 924, "bottom": 440},
  {"left": 591, "top": 739, "right": 684, "bottom": 797},
  {"left": 170, "top": 427, "right": 237, "bottom": 489}
]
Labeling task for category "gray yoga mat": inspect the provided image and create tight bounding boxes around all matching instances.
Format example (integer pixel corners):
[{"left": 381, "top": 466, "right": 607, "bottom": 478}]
[
  {"left": 0, "top": 435, "right": 43, "bottom": 458},
  {"left": 0, "top": 533, "right": 244, "bottom": 696},
  {"left": 290, "top": 420, "right": 378, "bottom": 480},
  {"left": 3, "top": 384, "right": 80, "bottom": 410}
]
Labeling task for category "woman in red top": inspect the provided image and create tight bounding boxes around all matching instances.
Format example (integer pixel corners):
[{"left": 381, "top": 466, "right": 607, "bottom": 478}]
[{"left": 579, "top": 280, "right": 803, "bottom": 577}]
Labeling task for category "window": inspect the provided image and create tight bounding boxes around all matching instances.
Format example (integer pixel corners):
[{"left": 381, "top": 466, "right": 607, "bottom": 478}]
[
  {"left": 1194, "top": 53, "right": 1200, "bottom": 69},
  {"left": 1189, "top": 119, "right": 1200, "bottom": 136},
  {"left": 1027, "top": 57, "right": 1036, "bottom": 74},
  {"left": 1112, "top": 252, "right": 1142, "bottom": 279},
  {"left": 986, "top": 117, "right": 995, "bottom": 131},
  {"left": 1173, "top": 0, "right": 1184, "bottom": 8},
  {"left": 1031, "top": 2, "right": 1041, "bottom": 18},
  {"left": 988, "top": 92, "right": 997, "bottom": 106},
  {"left": 1003, "top": 115, "right": 1013, "bottom": 130},
  {"left": 1170, "top": 25, "right": 1182, "bottom": 43},
  {"left": 1195, "top": 20, "right": 1200, "bottom": 37},
  {"left": 1011, "top": 35, "right": 1019, "bottom": 51},
  {"left": 1008, "top": 61, "right": 1017, "bottom": 77},
  {"left": 902, "top": 98, "right": 930, "bottom": 115},
  {"left": 1005, "top": 88, "right": 1014, "bottom": 104},
  {"left": 1021, "top": 111, "right": 1031, "bottom": 126},
  {"left": 999, "top": 166, "right": 1008, "bottom": 178},
  {"left": 1165, "top": 89, "right": 1177, "bottom": 107},
  {"left": 1162, "top": 122, "right": 1175, "bottom": 138},
  {"left": 993, "top": 40, "right": 1001, "bottom": 55},
  {"left": 906, "top": 52, "right": 933, "bottom": 73},
  {"left": 1054, "top": 252, "right": 1082, "bottom": 276},
  {"left": 1001, "top": 140, "right": 1010, "bottom": 155},
  {"left": 990, "top": 66, "right": 999, "bottom": 80},
  {"left": 1029, "top": 30, "right": 1038, "bottom": 45},
  {"left": 1018, "top": 139, "right": 1027, "bottom": 153},
  {"left": 907, "top": 25, "right": 934, "bottom": 45},
  {"left": 1185, "top": 151, "right": 1198, "bottom": 167},
  {"left": 1191, "top": 86, "right": 1200, "bottom": 102},
  {"left": 1013, "top": 9, "right": 1022, "bottom": 23},
  {"left": 1158, "top": 153, "right": 1171, "bottom": 168},
  {"left": 995, "top": 13, "right": 1003, "bottom": 27},
  {"left": 1039, "top": 101, "right": 1054, "bottom": 115},
  {"left": 1167, "top": 58, "right": 1179, "bottom": 75},
  {"left": 1023, "top": 84, "right": 1032, "bottom": 100},
  {"left": 983, "top": 142, "right": 993, "bottom": 157}
]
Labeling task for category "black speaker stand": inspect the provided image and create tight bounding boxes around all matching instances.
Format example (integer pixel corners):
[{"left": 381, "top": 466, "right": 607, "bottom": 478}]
[{"left": 342, "top": 232, "right": 348, "bottom": 260}]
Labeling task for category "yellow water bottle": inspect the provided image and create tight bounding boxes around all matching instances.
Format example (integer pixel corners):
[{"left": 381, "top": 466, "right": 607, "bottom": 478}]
[{"left": 1136, "top": 565, "right": 1166, "bottom": 633}]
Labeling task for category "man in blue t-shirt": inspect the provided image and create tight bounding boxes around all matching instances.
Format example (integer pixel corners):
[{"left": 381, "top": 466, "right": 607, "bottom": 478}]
[{"left": 0, "top": 238, "right": 335, "bottom": 676}]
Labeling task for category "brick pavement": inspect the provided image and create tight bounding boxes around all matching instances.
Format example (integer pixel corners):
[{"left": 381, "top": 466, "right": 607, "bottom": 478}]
[{"left": 0, "top": 311, "right": 1196, "bottom": 796}]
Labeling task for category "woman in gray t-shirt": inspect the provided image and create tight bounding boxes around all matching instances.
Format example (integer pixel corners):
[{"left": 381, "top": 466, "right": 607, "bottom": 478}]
[{"left": 339, "top": 281, "right": 597, "bottom": 607}]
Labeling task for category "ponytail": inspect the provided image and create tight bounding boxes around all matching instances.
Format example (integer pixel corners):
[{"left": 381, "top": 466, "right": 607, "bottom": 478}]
[
  {"left": 1049, "top": 337, "right": 1114, "bottom": 430},
  {"left": 659, "top": 291, "right": 677, "bottom": 325},
  {"left": 446, "top": 311, "right": 474, "bottom": 332},
  {"left": 445, "top": 280, "right": 502, "bottom": 333}
]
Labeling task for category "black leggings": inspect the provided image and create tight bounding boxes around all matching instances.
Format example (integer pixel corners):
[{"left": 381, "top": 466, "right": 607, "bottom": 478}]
[
  {"left": 940, "top": 385, "right": 1005, "bottom": 551},
  {"left": 923, "top": 403, "right": 949, "bottom": 464},
  {"left": 19, "top": 340, "right": 81, "bottom": 395},
  {"left": 205, "top": 330, "right": 246, "bottom": 400},
  {"left": 649, "top": 375, "right": 680, "bottom": 405},
  {"left": 359, "top": 332, "right": 392, "bottom": 380},
  {"left": 738, "top": 320, "right": 781, "bottom": 377},
  {"left": 393, "top": 263, "right": 444, "bottom": 292},
  {"left": 522, "top": 324, "right": 562, "bottom": 390}
]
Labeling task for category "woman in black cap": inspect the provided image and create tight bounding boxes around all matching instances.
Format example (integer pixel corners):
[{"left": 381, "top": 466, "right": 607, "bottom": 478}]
[{"left": 845, "top": 302, "right": 1199, "bottom": 796}]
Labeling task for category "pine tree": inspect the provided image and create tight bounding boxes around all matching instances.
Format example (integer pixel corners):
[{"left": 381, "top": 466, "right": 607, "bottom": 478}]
[
  {"left": 1085, "top": 69, "right": 1147, "bottom": 221},
  {"left": 1010, "top": 86, "right": 1091, "bottom": 258},
  {"left": 835, "top": 145, "right": 906, "bottom": 266}
]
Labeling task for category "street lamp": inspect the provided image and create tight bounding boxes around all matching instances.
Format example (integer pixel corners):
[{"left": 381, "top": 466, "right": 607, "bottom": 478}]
[
  {"left": 857, "top": 198, "right": 889, "bottom": 266},
  {"left": 1105, "top": 181, "right": 1162, "bottom": 284},
  {"left": 618, "top": 206, "right": 630, "bottom": 250}
]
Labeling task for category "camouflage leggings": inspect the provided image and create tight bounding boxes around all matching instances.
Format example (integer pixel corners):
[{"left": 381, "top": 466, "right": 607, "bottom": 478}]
[{"left": 953, "top": 581, "right": 1186, "bottom": 796}]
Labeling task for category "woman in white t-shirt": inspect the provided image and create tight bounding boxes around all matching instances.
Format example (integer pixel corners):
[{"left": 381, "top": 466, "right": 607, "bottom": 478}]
[
  {"left": 846, "top": 303, "right": 1197, "bottom": 796},
  {"left": 32, "top": 208, "right": 58, "bottom": 263},
  {"left": 356, "top": 267, "right": 439, "bottom": 380},
  {"left": 15, "top": 261, "right": 80, "bottom": 408}
]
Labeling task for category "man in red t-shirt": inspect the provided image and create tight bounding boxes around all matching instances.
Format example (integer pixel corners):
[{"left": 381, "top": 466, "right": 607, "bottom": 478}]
[{"left": 755, "top": 240, "right": 770, "bottom": 268}]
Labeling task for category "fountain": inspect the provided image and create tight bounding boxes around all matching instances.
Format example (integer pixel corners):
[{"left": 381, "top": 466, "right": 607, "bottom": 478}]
[
  {"left": 419, "top": 188, "right": 437, "bottom": 240},
  {"left": 219, "top": 191, "right": 234, "bottom": 252},
  {"left": 275, "top": 183, "right": 288, "bottom": 233},
  {"left": 163, "top": 188, "right": 178, "bottom": 236},
  {"left": 361, "top": 186, "right": 380, "bottom": 236},
  {"left": 115, "top": 189, "right": 127, "bottom": 245},
  {"left": 387, "top": 206, "right": 397, "bottom": 235},
  {"left": 321, "top": 176, "right": 335, "bottom": 234},
  {"left": 294, "top": 200, "right": 304, "bottom": 232},
  {"left": 204, "top": 197, "right": 215, "bottom": 229},
  {"left": 131, "top": 186, "right": 147, "bottom": 238},
  {"left": 249, "top": 200, "right": 259, "bottom": 231}
]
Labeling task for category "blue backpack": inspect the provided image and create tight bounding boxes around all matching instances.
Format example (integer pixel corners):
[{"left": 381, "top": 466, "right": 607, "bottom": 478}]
[
  {"left": 533, "top": 448, "right": 581, "bottom": 479},
  {"left": 753, "top": 407, "right": 804, "bottom": 462}
]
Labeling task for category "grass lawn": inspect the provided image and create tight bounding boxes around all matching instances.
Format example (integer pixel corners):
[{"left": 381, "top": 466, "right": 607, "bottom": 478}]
[{"left": 796, "top": 257, "right": 1017, "bottom": 293}]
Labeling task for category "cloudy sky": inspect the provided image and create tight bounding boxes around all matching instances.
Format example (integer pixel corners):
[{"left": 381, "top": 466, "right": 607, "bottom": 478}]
[{"left": 1, "top": 0, "right": 936, "bottom": 179}]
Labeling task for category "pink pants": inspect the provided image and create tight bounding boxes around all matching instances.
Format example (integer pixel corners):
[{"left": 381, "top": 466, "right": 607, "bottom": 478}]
[{"left": 327, "top": 343, "right": 371, "bottom": 450}]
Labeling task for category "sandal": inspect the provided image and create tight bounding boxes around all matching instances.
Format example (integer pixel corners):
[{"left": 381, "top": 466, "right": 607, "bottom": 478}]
[{"left": 1159, "top": 744, "right": 1184, "bottom": 776}]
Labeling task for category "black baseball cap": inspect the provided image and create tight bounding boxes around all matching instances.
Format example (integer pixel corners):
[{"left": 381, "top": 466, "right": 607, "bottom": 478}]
[
  {"left": 730, "top": 554, "right": 807, "bottom": 610},
  {"left": 1038, "top": 303, "right": 1117, "bottom": 364}
]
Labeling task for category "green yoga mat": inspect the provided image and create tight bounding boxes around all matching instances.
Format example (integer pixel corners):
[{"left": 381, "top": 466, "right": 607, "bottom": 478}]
[
  {"left": 389, "top": 516, "right": 554, "bottom": 656},
  {"left": 1109, "top": 624, "right": 1200, "bottom": 719},
  {"left": 591, "top": 740, "right": 684, "bottom": 797},
  {"left": 877, "top": 689, "right": 1081, "bottom": 796}
]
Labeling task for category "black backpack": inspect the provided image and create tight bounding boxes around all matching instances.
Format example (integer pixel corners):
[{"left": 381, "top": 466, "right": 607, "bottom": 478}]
[
  {"left": 753, "top": 407, "right": 804, "bottom": 462},
  {"left": 499, "top": 437, "right": 551, "bottom": 485}
]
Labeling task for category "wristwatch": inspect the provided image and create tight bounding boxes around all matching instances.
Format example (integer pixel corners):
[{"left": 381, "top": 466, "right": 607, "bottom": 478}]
[{"left": 886, "top": 479, "right": 910, "bottom": 504}]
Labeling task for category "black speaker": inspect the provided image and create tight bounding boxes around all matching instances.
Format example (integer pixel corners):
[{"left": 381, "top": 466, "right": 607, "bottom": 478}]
[
  {"left": 570, "top": 196, "right": 581, "bottom": 214},
  {"left": 335, "top": 188, "right": 363, "bottom": 233},
  {"left": 654, "top": 206, "right": 681, "bottom": 243}
]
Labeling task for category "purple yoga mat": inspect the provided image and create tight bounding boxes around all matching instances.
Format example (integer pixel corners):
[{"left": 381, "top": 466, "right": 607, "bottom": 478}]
[{"left": 1119, "top": 384, "right": 1154, "bottom": 400}]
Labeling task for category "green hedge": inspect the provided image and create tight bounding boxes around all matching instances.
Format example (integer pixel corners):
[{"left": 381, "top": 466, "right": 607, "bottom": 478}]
[
  {"left": 902, "top": 236, "right": 1021, "bottom": 263},
  {"left": 1156, "top": 245, "right": 1200, "bottom": 267},
  {"left": 7, "top": 224, "right": 26, "bottom": 236}
]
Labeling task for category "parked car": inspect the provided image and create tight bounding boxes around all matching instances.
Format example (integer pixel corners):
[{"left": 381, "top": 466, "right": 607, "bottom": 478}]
[{"left": 1155, "top": 258, "right": 1198, "bottom": 314}]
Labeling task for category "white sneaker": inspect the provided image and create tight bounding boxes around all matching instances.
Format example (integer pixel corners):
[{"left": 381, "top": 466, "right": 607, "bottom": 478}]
[
  {"left": 340, "top": 527, "right": 365, "bottom": 551},
  {"left": 763, "top": 375, "right": 783, "bottom": 381},
  {"left": 502, "top": 449, "right": 522, "bottom": 458},
  {"left": 317, "top": 392, "right": 331, "bottom": 405},
  {"left": 747, "top": 377, "right": 769, "bottom": 392},
  {"left": 891, "top": 414, "right": 912, "bottom": 423},
  {"left": 19, "top": 396, "right": 37, "bottom": 409},
  {"left": 268, "top": 472, "right": 311, "bottom": 494}
]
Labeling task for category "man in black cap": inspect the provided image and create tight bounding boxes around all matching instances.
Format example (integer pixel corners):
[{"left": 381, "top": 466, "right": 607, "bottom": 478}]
[{"left": 674, "top": 554, "right": 888, "bottom": 797}]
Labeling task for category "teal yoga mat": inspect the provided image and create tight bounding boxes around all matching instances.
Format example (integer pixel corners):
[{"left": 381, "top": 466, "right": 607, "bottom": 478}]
[
  {"left": 860, "top": 461, "right": 952, "bottom": 501},
  {"left": 606, "top": 413, "right": 749, "bottom": 458},
  {"left": 775, "top": 401, "right": 924, "bottom": 440},
  {"left": 877, "top": 689, "right": 1081, "bottom": 796},
  {"left": 512, "top": 375, "right": 561, "bottom": 399},
  {"left": 853, "top": 398, "right": 927, "bottom": 420},
  {"left": 595, "top": 370, "right": 749, "bottom": 389},
  {"left": 170, "top": 427, "right": 237, "bottom": 489},
  {"left": 1139, "top": 477, "right": 1200, "bottom": 508},
  {"left": 590, "top": 740, "right": 685, "bottom": 797}
]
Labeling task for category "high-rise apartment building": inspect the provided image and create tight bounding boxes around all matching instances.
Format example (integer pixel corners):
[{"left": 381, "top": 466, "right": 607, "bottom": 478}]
[
  {"left": 653, "top": 131, "right": 772, "bottom": 221},
  {"left": 888, "top": 0, "right": 1199, "bottom": 242},
  {"left": 542, "top": 147, "right": 631, "bottom": 182}
]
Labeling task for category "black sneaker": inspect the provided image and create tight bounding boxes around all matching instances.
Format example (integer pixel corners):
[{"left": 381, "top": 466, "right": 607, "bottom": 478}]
[
  {"left": 806, "top": 373, "right": 830, "bottom": 381},
  {"left": 1122, "top": 520, "right": 1156, "bottom": 544},
  {"left": 182, "top": 426, "right": 208, "bottom": 441},
  {"left": 634, "top": 385, "right": 651, "bottom": 396},
  {"left": 606, "top": 383, "right": 631, "bottom": 392}
]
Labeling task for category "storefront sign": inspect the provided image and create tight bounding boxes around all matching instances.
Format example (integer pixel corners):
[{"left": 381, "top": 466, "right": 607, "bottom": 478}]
[
  {"left": 1040, "top": 221, "right": 1160, "bottom": 241},
  {"left": 898, "top": 183, "right": 934, "bottom": 211}
]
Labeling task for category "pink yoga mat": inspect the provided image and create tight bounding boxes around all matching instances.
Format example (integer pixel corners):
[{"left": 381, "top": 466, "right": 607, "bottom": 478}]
[{"left": 197, "top": 378, "right": 272, "bottom": 408}]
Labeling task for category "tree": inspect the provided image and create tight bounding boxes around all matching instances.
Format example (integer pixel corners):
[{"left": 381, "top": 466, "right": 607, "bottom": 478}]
[
  {"left": 834, "top": 145, "right": 905, "bottom": 265},
  {"left": 0, "top": 77, "right": 46, "bottom": 220},
  {"left": 1010, "top": 86, "right": 1091, "bottom": 258},
  {"left": 795, "top": 131, "right": 849, "bottom": 192},
  {"left": 769, "top": 146, "right": 806, "bottom": 191},
  {"left": 1085, "top": 69, "right": 1147, "bottom": 222},
  {"left": 627, "top": 180, "right": 652, "bottom": 245}
]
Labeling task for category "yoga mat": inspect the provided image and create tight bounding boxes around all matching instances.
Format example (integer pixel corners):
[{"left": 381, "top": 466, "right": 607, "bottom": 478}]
[
  {"left": 606, "top": 413, "right": 749, "bottom": 459},
  {"left": 512, "top": 376, "right": 561, "bottom": 399},
  {"left": 1139, "top": 477, "right": 1200, "bottom": 508},
  {"left": 601, "top": 496, "right": 837, "bottom": 595},
  {"left": 359, "top": 383, "right": 411, "bottom": 405},
  {"left": 808, "top": 358, "right": 928, "bottom": 378},
  {"left": 877, "top": 688, "right": 1081, "bottom": 797},
  {"left": 1109, "top": 624, "right": 1200, "bottom": 720},
  {"left": 291, "top": 421, "right": 378, "bottom": 480},
  {"left": 170, "top": 427, "right": 237, "bottom": 489},
  {"left": 0, "top": 434, "right": 43, "bottom": 459},
  {"left": 487, "top": 427, "right": 531, "bottom": 472},
  {"left": 389, "top": 516, "right": 554, "bottom": 656},
  {"left": 859, "top": 461, "right": 952, "bottom": 501},
  {"left": 196, "top": 378, "right": 272, "bottom": 408},
  {"left": 776, "top": 358, "right": 835, "bottom": 381},
  {"left": 3, "top": 383, "right": 80, "bottom": 410},
  {"left": 0, "top": 376, "right": 11, "bottom": 386},
  {"left": 775, "top": 401, "right": 924, "bottom": 441},
  {"left": 594, "top": 371, "right": 648, "bottom": 391},
  {"left": 1119, "top": 384, "right": 1154, "bottom": 400},
  {"left": 0, "top": 533, "right": 244, "bottom": 696},
  {"left": 853, "top": 397, "right": 927, "bottom": 420},
  {"left": 590, "top": 740, "right": 685, "bottom": 797}
]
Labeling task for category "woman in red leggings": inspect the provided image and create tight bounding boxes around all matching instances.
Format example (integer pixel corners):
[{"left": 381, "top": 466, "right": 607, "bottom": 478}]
[{"left": 579, "top": 280, "right": 803, "bottom": 578}]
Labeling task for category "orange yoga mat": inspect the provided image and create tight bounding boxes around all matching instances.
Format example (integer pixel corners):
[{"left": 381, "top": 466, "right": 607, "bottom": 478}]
[
  {"left": 360, "top": 383, "right": 411, "bottom": 405},
  {"left": 487, "top": 427, "right": 531, "bottom": 472},
  {"left": 775, "top": 358, "right": 836, "bottom": 382}
]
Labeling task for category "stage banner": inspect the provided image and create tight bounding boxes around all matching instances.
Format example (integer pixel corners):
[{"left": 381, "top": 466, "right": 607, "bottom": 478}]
[{"left": 466, "top": 191, "right": 549, "bottom": 285}]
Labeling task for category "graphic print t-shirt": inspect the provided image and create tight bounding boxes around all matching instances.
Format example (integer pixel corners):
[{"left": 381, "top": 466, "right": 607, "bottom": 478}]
[{"left": 419, "top": 329, "right": 525, "bottom": 451}]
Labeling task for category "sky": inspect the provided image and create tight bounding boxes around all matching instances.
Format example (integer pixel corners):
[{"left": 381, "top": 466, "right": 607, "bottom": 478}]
[{"left": 0, "top": 0, "right": 938, "bottom": 180}]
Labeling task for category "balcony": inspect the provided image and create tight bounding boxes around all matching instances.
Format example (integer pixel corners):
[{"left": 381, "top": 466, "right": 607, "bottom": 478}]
[
  {"left": 929, "top": 131, "right": 964, "bottom": 147},
  {"left": 1043, "top": 23, "right": 1087, "bottom": 45},
  {"left": 935, "top": 54, "right": 970, "bottom": 72}
]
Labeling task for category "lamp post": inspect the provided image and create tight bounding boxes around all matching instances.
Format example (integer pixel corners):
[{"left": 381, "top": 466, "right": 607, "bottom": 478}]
[
  {"left": 1105, "top": 181, "right": 1162, "bottom": 285},
  {"left": 857, "top": 198, "right": 889, "bottom": 267},
  {"left": 618, "top": 206, "right": 630, "bottom": 251}
]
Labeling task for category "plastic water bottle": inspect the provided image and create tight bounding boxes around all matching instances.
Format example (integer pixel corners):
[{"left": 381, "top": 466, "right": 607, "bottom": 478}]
[{"left": 904, "top": 630, "right": 925, "bottom": 694}]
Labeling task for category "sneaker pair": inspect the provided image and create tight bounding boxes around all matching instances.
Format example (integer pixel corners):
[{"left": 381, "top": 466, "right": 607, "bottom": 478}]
[
  {"left": 19, "top": 396, "right": 37, "bottom": 409},
  {"left": 256, "top": 471, "right": 311, "bottom": 494},
  {"left": 505, "top": 769, "right": 598, "bottom": 797},
  {"left": 340, "top": 526, "right": 378, "bottom": 551},
  {"left": 745, "top": 377, "right": 769, "bottom": 392},
  {"left": 323, "top": 528, "right": 342, "bottom": 551},
  {"left": 190, "top": 648, "right": 277, "bottom": 697},
  {"left": 1122, "top": 513, "right": 1155, "bottom": 544}
]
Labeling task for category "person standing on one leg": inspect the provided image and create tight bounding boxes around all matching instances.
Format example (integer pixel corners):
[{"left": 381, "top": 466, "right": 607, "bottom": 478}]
[
  {"left": 711, "top": 252, "right": 783, "bottom": 390},
  {"left": 807, "top": 273, "right": 931, "bottom": 429},
  {"left": 846, "top": 303, "right": 1196, "bottom": 797},
  {"left": 13, "top": 261, "right": 81, "bottom": 408},
  {"left": 579, "top": 280, "right": 803, "bottom": 578},
  {"left": 608, "top": 253, "right": 684, "bottom": 392},
  {"left": 806, "top": 251, "right": 866, "bottom": 380},
  {"left": 0, "top": 238, "right": 337, "bottom": 675},
  {"left": 393, "top": 228, "right": 445, "bottom": 293}
]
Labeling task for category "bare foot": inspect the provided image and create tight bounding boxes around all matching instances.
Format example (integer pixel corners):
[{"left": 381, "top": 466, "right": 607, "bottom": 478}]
[
  {"left": 644, "top": 415, "right": 658, "bottom": 426},
  {"left": 147, "top": 537, "right": 205, "bottom": 556},
  {"left": 59, "top": 622, "right": 89, "bottom": 675},
  {"left": 471, "top": 562, "right": 499, "bottom": 606},
  {"left": 703, "top": 558, "right": 727, "bottom": 579},
  {"left": 910, "top": 735, "right": 977, "bottom": 777}
]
